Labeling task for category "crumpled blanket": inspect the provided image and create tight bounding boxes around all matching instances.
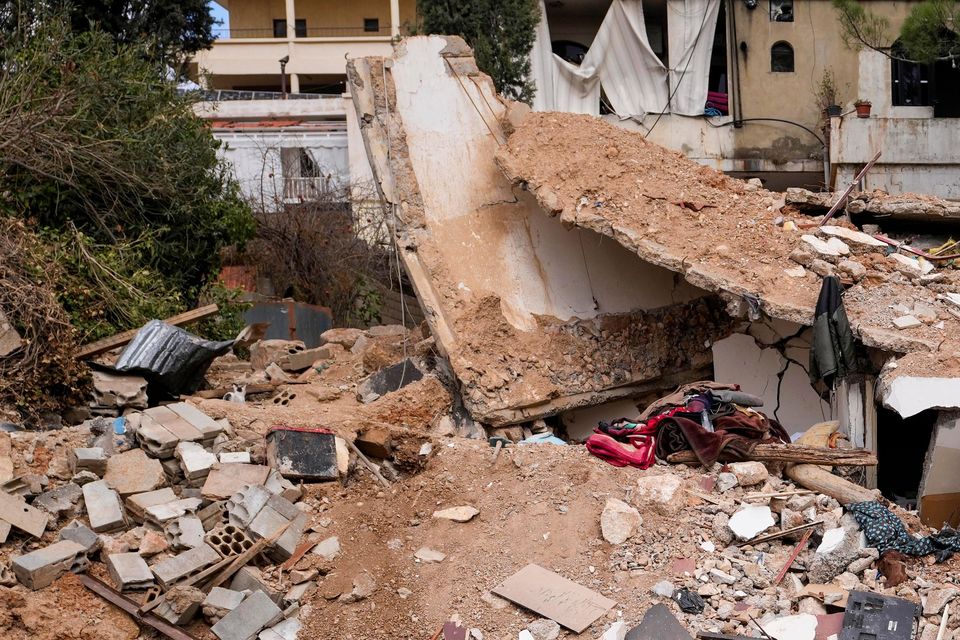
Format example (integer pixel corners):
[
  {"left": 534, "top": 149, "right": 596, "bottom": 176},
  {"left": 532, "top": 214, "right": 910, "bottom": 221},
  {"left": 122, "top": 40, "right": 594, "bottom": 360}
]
[
  {"left": 655, "top": 409, "right": 791, "bottom": 467},
  {"left": 848, "top": 501, "right": 960, "bottom": 561}
]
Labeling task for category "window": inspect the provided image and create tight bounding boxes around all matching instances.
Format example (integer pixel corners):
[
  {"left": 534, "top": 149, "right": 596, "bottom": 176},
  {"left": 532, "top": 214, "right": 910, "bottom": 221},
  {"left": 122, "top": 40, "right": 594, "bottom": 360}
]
[
  {"left": 771, "top": 41, "right": 794, "bottom": 72},
  {"left": 770, "top": 0, "right": 793, "bottom": 22},
  {"left": 364, "top": 18, "right": 380, "bottom": 33},
  {"left": 273, "top": 19, "right": 306, "bottom": 38}
]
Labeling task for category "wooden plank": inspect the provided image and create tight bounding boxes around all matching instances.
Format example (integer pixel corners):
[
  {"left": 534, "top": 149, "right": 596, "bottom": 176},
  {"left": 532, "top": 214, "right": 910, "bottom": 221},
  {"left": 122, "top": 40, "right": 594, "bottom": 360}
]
[
  {"left": 785, "top": 463, "right": 878, "bottom": 505},
  {"left": 666, "top": 444, "right": 877, "bottom": 466},
  {"left": 742, "top": 521, "right": 823, "bottom": 546},
  {"left": 76, "top": 304, "right": 220, "bottom": 360},
  {"left": 79, "top": 574, "right": 199, "bottom": 640},
  {"left": 773, "top": 529, "right": 813, "bottom": 586},
  {"left": 491, "top": 563, "right": 616, "bottom": 633},
  {"left": 0, "top": 489, "right": 48, "bottom": 538}
]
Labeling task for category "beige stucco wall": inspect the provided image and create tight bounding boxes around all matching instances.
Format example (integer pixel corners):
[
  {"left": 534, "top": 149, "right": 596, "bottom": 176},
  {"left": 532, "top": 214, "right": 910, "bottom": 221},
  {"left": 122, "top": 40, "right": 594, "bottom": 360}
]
[
  {"left": 229, "top": 0, "right": 417, "bottom": 34},
  {"left": 728, "top": 0, "right": 915, "bottom": 162}
]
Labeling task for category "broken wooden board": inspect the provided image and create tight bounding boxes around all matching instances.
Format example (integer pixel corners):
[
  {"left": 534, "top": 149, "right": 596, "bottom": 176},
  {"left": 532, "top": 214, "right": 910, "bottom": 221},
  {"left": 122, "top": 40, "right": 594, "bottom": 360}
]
[
  {"left": 667, "top": 444, "right": 877, "bottom": 466},
  {"left": 75, "top": 304, "right": 219, "bottom": 360},
  {"left": 491, "top": 563, "right": 616, "bottom": 633}
]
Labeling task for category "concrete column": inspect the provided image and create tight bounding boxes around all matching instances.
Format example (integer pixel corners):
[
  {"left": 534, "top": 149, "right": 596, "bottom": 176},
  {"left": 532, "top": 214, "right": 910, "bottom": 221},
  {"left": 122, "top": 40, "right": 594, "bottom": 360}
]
[
  {"left": 285, "top": 0, "right": 296, "bottom": 39},
  {"left": 390, "top": 0, "right": 400, "bottom": 37},
  {"left": 290, "top": 73, "right": 300, "bottom": 94}
]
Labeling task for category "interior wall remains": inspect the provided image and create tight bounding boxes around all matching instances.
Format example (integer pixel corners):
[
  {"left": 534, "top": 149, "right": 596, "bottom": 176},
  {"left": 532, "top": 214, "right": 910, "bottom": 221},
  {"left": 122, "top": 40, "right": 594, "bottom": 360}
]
[
  {"left": 919, "top": 411, "right": 960, "bottom": 528},
  {"left": 712, "top": 319, "right": 830, "bottom": 436}
]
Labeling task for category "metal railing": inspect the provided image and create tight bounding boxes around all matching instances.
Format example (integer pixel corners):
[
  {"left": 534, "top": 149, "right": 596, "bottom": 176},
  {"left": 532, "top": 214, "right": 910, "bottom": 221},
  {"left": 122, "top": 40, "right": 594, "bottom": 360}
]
[
  {"left": 212, "top": 25, "right": 393, "bottom": 40},
  {"left": 283, "top": 176, "right": 337, "bottom": 201},
  {"left": 185, "top": 89, "right": 336, "bottom": 101}
]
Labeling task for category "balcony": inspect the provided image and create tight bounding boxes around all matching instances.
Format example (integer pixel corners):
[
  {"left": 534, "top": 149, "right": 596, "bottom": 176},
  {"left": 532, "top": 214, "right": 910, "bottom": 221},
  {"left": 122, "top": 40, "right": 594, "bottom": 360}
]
[
  {"left": 212, "top": 25, "right": 394, "bottom": 40},
  {"left": 283, "top": 176, "right": 337, "bottom": 202}
]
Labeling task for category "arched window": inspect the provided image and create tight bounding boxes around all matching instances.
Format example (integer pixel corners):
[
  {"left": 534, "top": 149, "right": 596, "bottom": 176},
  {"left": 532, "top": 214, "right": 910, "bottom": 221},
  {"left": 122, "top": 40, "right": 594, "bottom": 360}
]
[{"left": 771, "top": 41, "right": 794, "bottom": 72}]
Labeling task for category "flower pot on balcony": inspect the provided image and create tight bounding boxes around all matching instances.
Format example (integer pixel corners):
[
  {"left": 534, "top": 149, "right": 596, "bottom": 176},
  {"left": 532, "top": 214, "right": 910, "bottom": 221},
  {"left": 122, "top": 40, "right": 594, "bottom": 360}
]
[
  {"left": 854, "top": 101, "right": 872, "bottom": 118},
  {"left": 825, "top": 104, "right": 842, "bottom": 117}
]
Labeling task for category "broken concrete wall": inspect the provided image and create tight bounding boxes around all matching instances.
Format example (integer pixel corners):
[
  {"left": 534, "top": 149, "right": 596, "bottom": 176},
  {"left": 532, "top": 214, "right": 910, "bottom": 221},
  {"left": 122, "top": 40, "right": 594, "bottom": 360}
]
[
  {"left": 919, "top": 410, "right": 960, "bottom": 528},
  {"left": 712, "top": 319, "right": 830, "bottom": 436},
  {"left": 346, "top": 36, "right": 736, "bottom": 426}
]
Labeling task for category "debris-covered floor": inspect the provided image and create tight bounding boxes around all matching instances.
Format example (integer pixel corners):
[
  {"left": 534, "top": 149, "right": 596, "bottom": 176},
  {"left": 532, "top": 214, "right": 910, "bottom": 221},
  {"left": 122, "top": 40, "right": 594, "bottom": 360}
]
[{"left": 1, "top": 323, "right": 959, "bottom": 640}]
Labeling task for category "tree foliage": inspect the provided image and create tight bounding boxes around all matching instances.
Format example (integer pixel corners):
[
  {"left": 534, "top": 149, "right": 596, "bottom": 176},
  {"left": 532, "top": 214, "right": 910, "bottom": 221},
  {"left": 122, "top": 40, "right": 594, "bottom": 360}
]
[
  {"left": 0, "top": 14, "right": 253, "bottom": 341},
  {"left": 833, "top": 0, "right": 960, "bottom": 63},
  {"left": 416, "top": 0, "right": 540, "bottom": 103},
  {"left": 0, "top": 0, "right": 214, "bottom": 70}
]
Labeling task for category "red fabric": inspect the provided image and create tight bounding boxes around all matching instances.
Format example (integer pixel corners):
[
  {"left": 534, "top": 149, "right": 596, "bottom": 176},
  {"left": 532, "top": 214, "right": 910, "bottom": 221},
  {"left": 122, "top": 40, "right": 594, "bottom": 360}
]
[{"left": 585, "top": 433, "right": 657, "bottom": 469}]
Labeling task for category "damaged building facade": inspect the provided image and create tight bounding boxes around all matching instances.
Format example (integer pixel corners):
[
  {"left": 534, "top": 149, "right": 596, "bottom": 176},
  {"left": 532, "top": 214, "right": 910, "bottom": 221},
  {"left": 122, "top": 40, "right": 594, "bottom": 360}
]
[{"left": 347, "top": 35, "right": 960, "bottom": 528}]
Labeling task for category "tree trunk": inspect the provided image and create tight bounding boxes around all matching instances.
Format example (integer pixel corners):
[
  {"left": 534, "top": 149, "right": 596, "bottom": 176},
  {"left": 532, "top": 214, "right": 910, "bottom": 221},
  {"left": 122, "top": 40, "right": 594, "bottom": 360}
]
[
  {"left": 665, "top": 444, "right": 877, "bottom": 466},
  {"left": 785, "top": 463, "right": 878, "bottom": 505}
]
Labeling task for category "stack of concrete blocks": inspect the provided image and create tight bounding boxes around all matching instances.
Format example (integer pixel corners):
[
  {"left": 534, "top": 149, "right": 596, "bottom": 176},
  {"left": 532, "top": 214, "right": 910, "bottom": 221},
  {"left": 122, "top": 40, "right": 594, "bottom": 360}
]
[
  {"left": 89, "top": 371, "right": 148, "bottom": 417},
  {"left": 145, "top": 497, "right": 203, "bottom": 527},
  {"left": 136, "top": 403, "right": 223, "bottom": 459},
  {"left": 125, "top": 488, "right": 178, "bottom": 522},
  {"left": 175, "top": 441, "right": 217, "bottom": 486}
]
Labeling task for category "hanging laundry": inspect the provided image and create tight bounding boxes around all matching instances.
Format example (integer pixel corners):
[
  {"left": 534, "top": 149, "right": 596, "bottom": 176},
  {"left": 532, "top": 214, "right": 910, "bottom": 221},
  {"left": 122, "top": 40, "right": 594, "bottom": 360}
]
[{"left": 809, "top": 275, "right": 858, "bottom": 386}]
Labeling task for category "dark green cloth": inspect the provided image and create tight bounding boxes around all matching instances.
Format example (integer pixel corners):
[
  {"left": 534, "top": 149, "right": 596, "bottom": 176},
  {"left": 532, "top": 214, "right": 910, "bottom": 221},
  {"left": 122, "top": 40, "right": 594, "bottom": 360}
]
[{"left": 809, "top": 276, "right": 857, "bottom": 385}]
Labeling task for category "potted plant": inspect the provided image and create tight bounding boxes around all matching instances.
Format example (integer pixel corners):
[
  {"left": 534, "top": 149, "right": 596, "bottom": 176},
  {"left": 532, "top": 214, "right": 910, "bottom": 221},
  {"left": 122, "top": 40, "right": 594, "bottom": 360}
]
[
  {"left": 854, "top": 99, "right": 872, "bottom": 118},
  {"left": 815, "top": 69, "right": 842, "bottom": 120}
]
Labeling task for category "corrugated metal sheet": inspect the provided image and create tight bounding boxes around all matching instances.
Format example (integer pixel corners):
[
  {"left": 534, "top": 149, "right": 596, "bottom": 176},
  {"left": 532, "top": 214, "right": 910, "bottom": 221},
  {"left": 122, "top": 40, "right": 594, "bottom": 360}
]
[
  {"left": 244, "top": 301, "right": 332, "bottom": 348},
  {"left": 114, "top": 321, "right": 233, "bottom": 396}
]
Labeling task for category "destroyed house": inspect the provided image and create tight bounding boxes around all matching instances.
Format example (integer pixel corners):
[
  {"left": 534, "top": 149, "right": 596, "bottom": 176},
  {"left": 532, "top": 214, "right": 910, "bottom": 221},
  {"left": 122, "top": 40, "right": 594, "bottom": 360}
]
[{"left": 347, "top": 35, "right": 960, "bottom": 528}]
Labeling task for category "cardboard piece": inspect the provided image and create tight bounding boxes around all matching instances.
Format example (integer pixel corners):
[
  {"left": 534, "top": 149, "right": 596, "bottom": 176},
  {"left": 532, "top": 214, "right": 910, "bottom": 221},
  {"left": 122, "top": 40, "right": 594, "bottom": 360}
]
[{"left": 491, "top": 563, "right": 616, "bottom": 633}]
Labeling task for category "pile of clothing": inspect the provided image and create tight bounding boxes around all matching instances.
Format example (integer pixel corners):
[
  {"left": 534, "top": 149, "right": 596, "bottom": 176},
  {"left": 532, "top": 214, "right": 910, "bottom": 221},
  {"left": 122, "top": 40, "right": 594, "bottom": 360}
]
[{"left": 585, "top": 381, "right": 790, "bottom": 470}]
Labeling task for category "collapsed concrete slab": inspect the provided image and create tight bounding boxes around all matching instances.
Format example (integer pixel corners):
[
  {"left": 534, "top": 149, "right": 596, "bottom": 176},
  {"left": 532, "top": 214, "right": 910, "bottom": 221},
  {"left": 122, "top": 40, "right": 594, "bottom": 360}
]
[{"left": 347, "top": 36, "right": 733, "bottom": 426}]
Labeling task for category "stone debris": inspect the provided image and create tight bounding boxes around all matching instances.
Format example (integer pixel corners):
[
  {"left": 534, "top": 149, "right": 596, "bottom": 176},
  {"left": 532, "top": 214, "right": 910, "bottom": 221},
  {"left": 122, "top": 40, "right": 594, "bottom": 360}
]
[
  {"left": 727, "top": 505, "right": 775, "bottom": 540},
  {"left": 414, "top": 547, "right": 446, "bottom": 563},
  {"left": 432, "top": 505, "right": 480, "bottom": 522},
  {"left": 600, "top": 498, "right": 642, "bottom": 544},
  {"left": 727, "top": 461, "right": 768, "bottom": 487}
]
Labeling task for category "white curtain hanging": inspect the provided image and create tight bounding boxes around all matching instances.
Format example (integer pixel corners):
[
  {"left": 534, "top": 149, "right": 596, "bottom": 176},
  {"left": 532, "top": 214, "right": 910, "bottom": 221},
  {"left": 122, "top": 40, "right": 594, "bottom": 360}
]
[{"left": 530, "top": 0, "right": 720, "bottom": 118}]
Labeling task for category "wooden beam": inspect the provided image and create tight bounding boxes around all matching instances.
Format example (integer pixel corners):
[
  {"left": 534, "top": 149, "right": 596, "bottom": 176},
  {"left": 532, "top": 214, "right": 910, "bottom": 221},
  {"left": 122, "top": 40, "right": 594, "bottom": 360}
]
[
  {"left": 785, "top": 463, "right": 879, "bottom": 505},
  {"left": 666, "top": 444, "right": 878, "bottom": 466},
  {"left": 742, "top": 520, "right": 823, "bottom": 546},
  {"left": 76, "top": 304, "right": 220, "bottom": 360}
]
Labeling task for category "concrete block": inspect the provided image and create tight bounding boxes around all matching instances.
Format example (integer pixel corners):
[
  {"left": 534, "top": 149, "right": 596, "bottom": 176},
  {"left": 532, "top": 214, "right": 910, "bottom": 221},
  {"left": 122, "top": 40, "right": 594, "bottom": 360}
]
[
  {"left": 0, "top": 488, "right": 48, "bottom": 538},
  {"left": 277, "top": 346, "right": 331, "bottom": 372},
  {"left": 204, "top": 586, "right": 245, "bottom": 611},
  {"left": 264, "top": 470, "right": 302, "bottom": 503},
  {"left": 226, "top": 484, "right": 272, "bottom": 528},
  {"left": 199, "top": 500, "right": 229, "bottom": 531},
  {"left": 250, "top": 340, "right": 305, "bottom": 370},
  {"left": 106, "top": 552, "right": 154, "bottom": 591},
  {"left": 259, "top": 617, "right": 301, "bottom": 640},
  {"left": 284, "top": 581, "right": 313, "bottom": 604},
  {"left": 176, "top": 442, "right": 217, "bottom": 481},
  {"left": 12, "top": 540, "right": 88, "bottom": 590},
  {"left": 166, "top": 402, "right": 223, "bottom": 443},
  {"left": 245, "top": 494, "right": 306, "bottom": 562},
  {"left": 205, "top": 523, "right": 255, "bottom": 558},
  {"left": 90, "top": 371, "right": 147, "bottom": 412},
  {"left": 154, "top": 585, "right": 205, "bottom": 625},
  {"left": 202, "top": 464, "right": 271, "bottom": 501},
  {"left": 59, "top": 519, "right": 100, "bottom": 553},
  {"left": 151, "top": 543, "right": 221, "bottom": 589},
  {"left": 34, "top": 483, "right": 83, "bottom": 519},
  {"left": 103, "top": 449, "right": 166, "bottom": 497},
  {"left": 82, "top": 480, "right": 126, "bottom": 533},
  {"left": 136, "top": 414, "right": 180, "bottom": 458},
  {"left": 145, "top": 497, "right": 203, "bottom": 525},
  {"left": 70, "top": 448, "right": 108, "bottom": 476},
  {"left": 165, "top": 515, "right": 206, "bottom": 550},
  {"left": 0, "top": 519, "right": 9, "bottom": 543},
  {"left": 126, "top": 487, "right": 178, "bottom": 521},
  {"left": 219, "top": 452, "right": 251, "bottom": 464},
  {"left": 212, "top": 590, "right": 283, "bottom": 640},
  {"left": 143, "top": 405, "right": 204, "bottom": 443},
  {"left": 230, "top": 566, "right": 283, "bottom": 604}
]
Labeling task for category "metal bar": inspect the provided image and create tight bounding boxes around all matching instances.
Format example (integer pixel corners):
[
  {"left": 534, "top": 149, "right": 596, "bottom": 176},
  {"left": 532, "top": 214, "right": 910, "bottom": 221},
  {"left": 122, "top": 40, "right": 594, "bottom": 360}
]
[
  {"left": 79, "top": 574, "right": 198, "bottom": 640},
  {"left": 818, "top": 150, "right": 882, "bottom": 226}
]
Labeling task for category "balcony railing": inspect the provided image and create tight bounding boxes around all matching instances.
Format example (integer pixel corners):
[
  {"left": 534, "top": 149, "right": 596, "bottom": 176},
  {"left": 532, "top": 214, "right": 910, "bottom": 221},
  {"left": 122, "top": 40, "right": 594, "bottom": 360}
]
[
  {"left": 284, "top": 176, "right": 337, "bottom": 202},
  {"left": 184, "top": 89, "right": 335, "bottom": 101},
  {"left": 212, "top": 26, "right": 394, "bottom": 40}
]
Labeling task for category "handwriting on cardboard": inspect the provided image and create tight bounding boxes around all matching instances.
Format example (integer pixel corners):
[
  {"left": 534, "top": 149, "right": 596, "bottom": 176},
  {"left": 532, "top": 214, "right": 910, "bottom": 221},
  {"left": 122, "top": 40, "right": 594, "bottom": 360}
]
[{"left": 491, "top": 563, "right": 616, "bottom": 633}]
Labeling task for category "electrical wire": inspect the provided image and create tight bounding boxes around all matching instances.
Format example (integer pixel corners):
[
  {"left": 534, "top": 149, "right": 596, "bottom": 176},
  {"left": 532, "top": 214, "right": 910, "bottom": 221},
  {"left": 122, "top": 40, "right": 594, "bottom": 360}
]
[
  {"left": 645, "top": 1, "right": 714, "bottom": 139},
  {"left": 702, "top": 116, "right": 825, "bottom": 146}
]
